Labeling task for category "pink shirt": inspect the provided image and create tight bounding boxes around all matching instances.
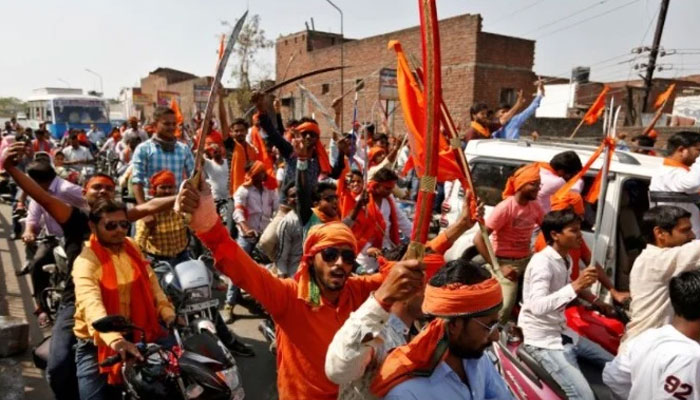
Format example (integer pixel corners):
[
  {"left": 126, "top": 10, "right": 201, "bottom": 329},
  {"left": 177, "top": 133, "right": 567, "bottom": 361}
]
[
  {"left": 537, "top": 167, "right": 584, "bottom": 213},
  {"left": 487, "top": 196, "right": 544, "bottom": 259}
]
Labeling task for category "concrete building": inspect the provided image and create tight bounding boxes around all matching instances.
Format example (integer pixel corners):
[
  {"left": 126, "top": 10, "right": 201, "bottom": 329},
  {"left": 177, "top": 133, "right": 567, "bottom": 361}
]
[
  {"left": 138, "top": 67, "right": 214, "bottom": 123},
  {"left": 275, "top": 13, "right": 537, "bottom": 141}
]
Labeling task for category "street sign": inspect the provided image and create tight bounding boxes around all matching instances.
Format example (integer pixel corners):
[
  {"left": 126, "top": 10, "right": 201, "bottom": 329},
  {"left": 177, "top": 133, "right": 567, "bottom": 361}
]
[{"left": 379, "top": 68, "right": 398, "bottom": 100}]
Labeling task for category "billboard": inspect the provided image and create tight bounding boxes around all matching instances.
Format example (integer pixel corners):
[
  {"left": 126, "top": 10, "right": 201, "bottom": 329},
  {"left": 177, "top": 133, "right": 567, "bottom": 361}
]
[
  {"left": 194, "top": 85, "right": 210, "bottom": 103},
  {"left": 379, "top": 68, "right": 398, "bottom": 101},
  {"left": 132, "top": 93, "right": 152, "bottom": 105},
  {"left": 157, "top": 91, "right": 180, "bottom": 106}
]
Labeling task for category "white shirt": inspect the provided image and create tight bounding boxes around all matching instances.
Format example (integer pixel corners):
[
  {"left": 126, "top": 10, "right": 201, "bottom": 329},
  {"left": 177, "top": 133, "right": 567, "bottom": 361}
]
[
  {"left": 622, "top": 241, "right": 700, "bottom": 350},
  {"left": 123, "top": 127, "right": 149, "bottom": 143},
  {"left": 519, "top": 245, "right": 579, "bottom": 350},
  {"left": 650, "top": 162, "right": 700, "bottom": 237},
  {"left": 62, "top": 145, "right": 93, "bottom": 163},
  {"left": 325, "top": 296, "right": 409, "bottom": 400},
  {"left": 233, "top": 184, "right": 278, "bottom": 233},
  {"left": 603, "top": 325, "right": 700, "bottom": 400},
  {"left": 356, "top": 195, "right": 412, "bottom": 272},
  {"left": 537, "top": 167, "right": 584, "bottom": 213},
  {"left": 86, "top": 129, "right": 105, "bottom": 144},
  {"left": 203, "top": 158, "right": 229, "bottom": 200}
]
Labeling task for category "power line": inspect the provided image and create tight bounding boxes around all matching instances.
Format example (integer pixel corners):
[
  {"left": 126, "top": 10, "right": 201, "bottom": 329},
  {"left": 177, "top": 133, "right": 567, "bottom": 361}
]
[
  {"left": 536, "top": 0, "right": 641, "bottom": 39},
  {"left": 522, "top": 0, "right": 615, "bottom": 36},
  {"left": 489, "top": 0, "right": 548, "bottom": 25}
]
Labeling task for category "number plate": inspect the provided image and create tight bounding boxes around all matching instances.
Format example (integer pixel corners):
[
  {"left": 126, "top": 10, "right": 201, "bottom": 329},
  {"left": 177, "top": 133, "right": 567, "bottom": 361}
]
[{"left": 181, "top": 299, "right": 219, "bottom": 314}]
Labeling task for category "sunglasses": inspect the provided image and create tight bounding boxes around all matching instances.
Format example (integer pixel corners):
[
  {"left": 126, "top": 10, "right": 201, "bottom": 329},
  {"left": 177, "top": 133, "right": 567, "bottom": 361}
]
[
  {"left": 320, "top": 247, "right": 356, "bottom": 265},
  {"left": 473, "top": 318, "right": 503, "bottom": 336},
  {"left": 103, "top": 220, "right": 131, "bottom": 231}
]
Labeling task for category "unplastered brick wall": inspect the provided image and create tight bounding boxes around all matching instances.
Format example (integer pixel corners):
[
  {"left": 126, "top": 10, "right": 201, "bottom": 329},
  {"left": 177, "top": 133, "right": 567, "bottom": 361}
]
[{"left": 275, "top": 13, "right": 536, "bottom": 142}]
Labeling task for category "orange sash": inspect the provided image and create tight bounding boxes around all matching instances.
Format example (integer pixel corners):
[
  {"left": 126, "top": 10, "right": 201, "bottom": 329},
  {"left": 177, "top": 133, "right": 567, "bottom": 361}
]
[
  {"left": 470, "top": 121, "right": 491, "bottom": 138},
  {"left": 229, "top": 142, "right": 258, "bottom": 195},
  {"left": 663, "top": 157, "right": 690, "bottom": 171},
  {"left": 91, "top": 236, "right": 165, "bottom": 385}
]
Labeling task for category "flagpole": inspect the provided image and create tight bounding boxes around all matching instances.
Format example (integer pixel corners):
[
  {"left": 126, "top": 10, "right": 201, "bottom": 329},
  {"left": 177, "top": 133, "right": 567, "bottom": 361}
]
[{"left": 569, "top": 118, "right": 585, "bottom": 139}]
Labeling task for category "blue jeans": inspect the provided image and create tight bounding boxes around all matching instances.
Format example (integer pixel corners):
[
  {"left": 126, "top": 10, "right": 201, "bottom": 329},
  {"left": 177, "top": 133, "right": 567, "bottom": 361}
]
[
  {"left": 47, "top": 301, "right": 79, "bottom": 400},
  {"left": 524, "top": 336, "right": 613, "bottom": 400},
  {"left": 74, "top": 339, "right": 120, "bottom": 400},
  {"left": 225, "top": 236, "right": 256, "bottom": 305}
]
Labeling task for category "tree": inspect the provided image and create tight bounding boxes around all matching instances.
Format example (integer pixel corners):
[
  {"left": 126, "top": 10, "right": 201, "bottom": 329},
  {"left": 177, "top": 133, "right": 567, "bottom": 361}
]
[
  {"left": 230, "top": 14, "right": 273, "bottom": 113},
  {"left": 0, "top": 97, "right": 26, "bottom": 118}
]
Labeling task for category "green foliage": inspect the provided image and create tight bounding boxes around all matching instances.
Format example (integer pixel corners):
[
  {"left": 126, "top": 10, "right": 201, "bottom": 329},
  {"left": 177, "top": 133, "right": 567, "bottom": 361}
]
[{"left": 0, "top": 97, "right": 26, "bottom": 117}]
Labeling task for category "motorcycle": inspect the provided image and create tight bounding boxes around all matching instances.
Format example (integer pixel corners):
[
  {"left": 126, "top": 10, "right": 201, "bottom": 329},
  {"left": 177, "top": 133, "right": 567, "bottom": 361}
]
[
  {"left": 94, "top": 315, "right": 244, "bottom": 400},
  {"left": 37, "top": 236, "right": 67, "bottom": 322},
  {"left": 491, "top": 305, "right": 624, "bottom": 400}
]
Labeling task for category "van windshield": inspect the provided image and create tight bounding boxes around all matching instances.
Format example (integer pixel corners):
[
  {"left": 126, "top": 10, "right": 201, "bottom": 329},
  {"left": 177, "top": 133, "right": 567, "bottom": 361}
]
[{"left": 53, "top": 99, "right": 108, "bottom": 124}]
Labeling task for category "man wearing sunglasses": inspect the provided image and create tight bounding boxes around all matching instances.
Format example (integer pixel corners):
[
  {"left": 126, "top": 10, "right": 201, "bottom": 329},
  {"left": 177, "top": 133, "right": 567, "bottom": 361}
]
[
  {"left": 72, "top": 199, "right": 176, "bottom": 400},
  {"left": 372, "top": 259, "right": 513, "bottom": 399},
  {"left": 2, "top": 141, "right": 176, "bottom": 400},
  {"left": 175, "top": 180, "right": 420, "bottom": 400}
]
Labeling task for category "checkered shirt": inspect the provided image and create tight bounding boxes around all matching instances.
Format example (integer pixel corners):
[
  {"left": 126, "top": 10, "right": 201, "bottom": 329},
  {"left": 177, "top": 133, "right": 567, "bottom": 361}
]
[
  {"left": 131, "top": 139, "right": 194, "bottom": 191},
  {"left": 134, "top": 209, "right": 188, "bottom": 257}
]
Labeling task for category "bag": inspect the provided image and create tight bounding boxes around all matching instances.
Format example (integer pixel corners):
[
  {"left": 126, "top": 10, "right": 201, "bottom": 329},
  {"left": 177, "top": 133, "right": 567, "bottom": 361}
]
[{"left": 256, "top": 209, "right": 288, "bottom": 261}]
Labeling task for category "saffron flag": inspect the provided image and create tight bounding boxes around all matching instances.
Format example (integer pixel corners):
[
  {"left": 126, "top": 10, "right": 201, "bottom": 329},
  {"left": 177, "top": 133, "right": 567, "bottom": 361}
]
[
  {"left": 654, "top": 83, "right": 676, "bottom": 109},
  {"left": 389, "top": 40, "right": 464, "bottom": 184},
  {"left": 552, "top": 137, "right": 615, "bottom": 204},
  {"left": 583, "top": 85, "right": 610, "bottom": 125},
  {"left": 170, "top": 98, "right": 184, "bottom": 139},
  {"left": 250, "top": 120, "right": 278, "bottom": 190},
  {"left": 218, "top": 34, "right": 225, "bottom": 60}
]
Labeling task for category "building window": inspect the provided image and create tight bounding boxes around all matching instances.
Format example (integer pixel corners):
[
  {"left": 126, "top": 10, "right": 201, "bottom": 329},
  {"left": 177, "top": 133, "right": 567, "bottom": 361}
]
[
  {"left": 499, "top": 88, "right": 516, "bottom": 106},
  {"left": 321, "top": 83, "right": 330, "bottom": 94}
]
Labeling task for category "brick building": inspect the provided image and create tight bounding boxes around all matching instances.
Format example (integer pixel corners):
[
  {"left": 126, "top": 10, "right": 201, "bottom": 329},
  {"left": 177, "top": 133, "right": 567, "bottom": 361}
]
[{"left": 275, "top": 13, "right": 537, "bottom": 141}]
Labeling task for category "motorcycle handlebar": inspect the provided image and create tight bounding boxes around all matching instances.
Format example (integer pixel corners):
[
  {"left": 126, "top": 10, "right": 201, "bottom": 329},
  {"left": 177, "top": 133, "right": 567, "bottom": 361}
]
[{"left": 99, "top": 353, "right": 122, "bottom": 367}]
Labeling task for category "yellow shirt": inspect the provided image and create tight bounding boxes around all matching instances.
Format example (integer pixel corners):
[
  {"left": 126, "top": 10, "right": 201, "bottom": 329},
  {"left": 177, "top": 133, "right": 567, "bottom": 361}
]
[
  {"left": 134, "top": 209, "right": 188, "bottom": 258},
  {"left": 72, "top": 238, "right": 175, "bottom": 346}
]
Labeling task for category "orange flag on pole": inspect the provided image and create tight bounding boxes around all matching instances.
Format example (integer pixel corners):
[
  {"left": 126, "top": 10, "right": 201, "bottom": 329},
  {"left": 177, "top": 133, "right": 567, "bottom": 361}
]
[
  {"left": 583, "top": 85, "right": 610, "bottom": 125},
  {"left": 170, "top": 98, "right": 184, "bottom": 139},
  {"left": 389, "top": 39, "right": 464, "bottom": 183},
  {"left": 218, "top": 34, "right": 225, "bottom": 60},
  {"left": 654, "top": 83, "right": 676, "bottom": 109},
  {"left": 250, "top": 117, "right": 278, "bottom": 190}
]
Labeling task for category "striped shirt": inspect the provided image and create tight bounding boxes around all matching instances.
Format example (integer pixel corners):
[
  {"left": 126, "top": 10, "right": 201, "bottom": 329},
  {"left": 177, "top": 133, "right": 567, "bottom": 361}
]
[{"left": 131, "top": 138, "right": 194, "bottom": 191}]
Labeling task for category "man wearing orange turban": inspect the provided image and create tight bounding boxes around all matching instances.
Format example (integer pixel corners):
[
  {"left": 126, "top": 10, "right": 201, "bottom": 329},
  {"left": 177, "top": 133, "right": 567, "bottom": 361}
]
[
  {"left": 177, "top": 182, "right": 419, "bottom": 400},
  {"left": 325, "top": 192, "right": 481, "bottom": 399},
  {"left": 251, "top": 96, "right": 345, "bottom": 197},
  {"left": 474, "top": 162, "right": 544, "bottom": 323},
  {"left": 369, "top": 259, "right": 512, "bottom": 399},
  {"left": 134, "top": 169, "right": 189, "bottom": 265}
]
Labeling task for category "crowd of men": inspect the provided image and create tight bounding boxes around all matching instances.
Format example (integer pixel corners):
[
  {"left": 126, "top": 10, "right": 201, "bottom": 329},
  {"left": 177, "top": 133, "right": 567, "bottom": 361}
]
[{"left": 0, "top": 84, "right": 698, "bottom": 400}]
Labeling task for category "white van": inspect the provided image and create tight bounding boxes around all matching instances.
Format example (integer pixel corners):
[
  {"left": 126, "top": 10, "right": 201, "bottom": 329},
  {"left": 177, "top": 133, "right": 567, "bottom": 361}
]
[{"left": 440, "top": 138, "right": 664, "bottom": 292}]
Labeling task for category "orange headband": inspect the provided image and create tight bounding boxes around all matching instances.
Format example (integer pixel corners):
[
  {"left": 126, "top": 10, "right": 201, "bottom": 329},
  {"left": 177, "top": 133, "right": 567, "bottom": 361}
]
[
  {"left": 84, "top": 175, "right": 115, "bottom": 190},
  {"left": 149, "top": 170, "right": 176, "bottom": 196},
  {"left": 422, "top": 277, "right": 502, "bottom": 317},
  {"left": 502, "top": 163, "right": 541, "bottom": 198},
  {"left": 296, "top": 121, "right": 321, "bottom": 136},
  {"left": 242, "top": 161, "right": 267, "bottom": 186},
  {"left": 550, "top": 191, "right": 585, "bottom": 216}
]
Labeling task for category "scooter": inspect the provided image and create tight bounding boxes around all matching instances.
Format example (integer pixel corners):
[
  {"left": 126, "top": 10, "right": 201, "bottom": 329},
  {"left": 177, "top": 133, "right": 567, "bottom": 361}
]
[{"left": 94, "top": 315, "right": 244, "bottom": 400}]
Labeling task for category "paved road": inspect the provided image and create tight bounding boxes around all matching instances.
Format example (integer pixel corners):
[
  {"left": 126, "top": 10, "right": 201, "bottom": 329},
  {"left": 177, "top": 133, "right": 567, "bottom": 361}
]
[{"left": 0, "top": 203, "right": 278, "bottom": 399}]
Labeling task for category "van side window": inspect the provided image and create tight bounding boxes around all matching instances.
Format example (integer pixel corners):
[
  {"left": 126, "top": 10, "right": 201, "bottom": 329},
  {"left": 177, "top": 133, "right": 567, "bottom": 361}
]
[
  {"left": 470, "top": 162, "right": 519, "bottom": 206},
  {"left": 615, "top": 178, "right": 650, "bottom": 291}
]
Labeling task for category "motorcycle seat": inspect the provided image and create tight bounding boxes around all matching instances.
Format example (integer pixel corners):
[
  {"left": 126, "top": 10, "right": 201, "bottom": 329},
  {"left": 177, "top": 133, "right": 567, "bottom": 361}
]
[{"left": 516, "top": 345, "right": 568, "bottom": 399}]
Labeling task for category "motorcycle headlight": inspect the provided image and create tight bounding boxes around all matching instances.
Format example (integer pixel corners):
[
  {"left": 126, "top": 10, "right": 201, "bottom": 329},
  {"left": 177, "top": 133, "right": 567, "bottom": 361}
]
[
  {"left": 216, "top": 366, "right": 241, "bottom": 391},
  {"left": 185, "top": 285, "right": 210, "bottom": 301}
]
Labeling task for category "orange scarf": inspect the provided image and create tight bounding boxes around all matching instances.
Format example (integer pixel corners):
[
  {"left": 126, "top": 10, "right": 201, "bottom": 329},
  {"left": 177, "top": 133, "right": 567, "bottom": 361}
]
[
  {"left": 311, "top": 207, "right": 339, "bottom": 224},
  {"left": 367, "top": 181, "right": 400, "bottom": 246},
  {"left": 663, "top": 157, "right": 690, "bottom": 171},
  {"left": 296, "top": 121, "right": 331, "bottom": 175},
  {"left": 470, "top": 121, "right": 491, "bottom": 138},
  {"left": 371, "top": 277, "right": 503, "bottom": 397},
  {"left": 229, "top": 141, "right": 257, "bottom": 195},
  {"left": 90, "top": 236, "right": 165, "bottom": 385},
  {"left": 337, "top": 161, "right": 360, "bottom": 219},
  {"left": 249, "top": 121, "right": 279, "bottom": 190},
  {"left": 294, "top": 222, "right": 357, "bottom": 306}
]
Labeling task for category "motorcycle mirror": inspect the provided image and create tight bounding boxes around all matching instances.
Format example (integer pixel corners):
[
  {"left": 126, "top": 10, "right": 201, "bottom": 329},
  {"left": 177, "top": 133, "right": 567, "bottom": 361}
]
[{"left": 92, "top": 315, "right": 133, "bottom": 333}]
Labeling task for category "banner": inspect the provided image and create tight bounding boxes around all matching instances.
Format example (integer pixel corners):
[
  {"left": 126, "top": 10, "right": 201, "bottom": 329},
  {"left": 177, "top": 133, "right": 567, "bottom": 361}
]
[
  {"left": 379, "top": 68, "right": 398, "bottom": 101},
  {"left": 132, "top": 93, "right": 152, "bottom": 105},
  {"left": 194, "top": 85, "right": 210, "bottom": 103},
  {"left": 157, "top": 91, "right": 180, "bottom": 106}
]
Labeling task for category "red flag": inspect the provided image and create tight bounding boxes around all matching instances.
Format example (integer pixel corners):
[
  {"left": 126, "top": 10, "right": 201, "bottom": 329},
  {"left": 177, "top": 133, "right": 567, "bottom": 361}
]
[
  {"left": 389, "top": 40, "right": 463, "bottom": 184},
  {"left": 218, "top": 34, "right": 225, "bottom": 60},
  {"left": 583, "top": 85, "right": 610, "bottom": 125},
  {"left": 654, "top": 83, "right": 676, "bottom": 109}
]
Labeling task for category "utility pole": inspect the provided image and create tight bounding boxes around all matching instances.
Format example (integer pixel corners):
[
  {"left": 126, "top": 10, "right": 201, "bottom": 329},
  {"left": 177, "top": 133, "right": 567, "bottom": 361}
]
[{"left": 642, "top": 0, "right": 671, "bottom": 112}]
